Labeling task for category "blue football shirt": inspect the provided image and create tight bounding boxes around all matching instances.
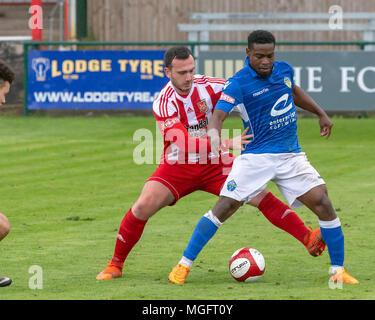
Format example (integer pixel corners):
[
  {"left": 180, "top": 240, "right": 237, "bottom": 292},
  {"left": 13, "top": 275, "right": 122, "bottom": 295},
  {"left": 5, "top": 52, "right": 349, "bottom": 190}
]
[{"left": 216, "top": 57, "right": 301, "bottom": 154}]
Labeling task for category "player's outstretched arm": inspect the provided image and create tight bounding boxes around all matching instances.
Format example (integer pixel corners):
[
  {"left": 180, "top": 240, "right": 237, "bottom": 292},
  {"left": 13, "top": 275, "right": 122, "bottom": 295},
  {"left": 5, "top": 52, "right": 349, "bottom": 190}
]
[
  {"left": 207, "top": 109, "right": 229, "bottom": 156},
  {"left": 292, "top": 85, "right": 333, "bottom": 139}
]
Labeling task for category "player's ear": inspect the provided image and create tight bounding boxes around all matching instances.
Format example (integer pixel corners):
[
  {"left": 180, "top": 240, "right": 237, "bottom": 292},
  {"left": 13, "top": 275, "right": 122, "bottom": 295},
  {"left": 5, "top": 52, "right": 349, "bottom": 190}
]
[
  {"left": 164, "top": 67, "right": 171, "bottom": 79},
  {"left": 246, "top": 47, "right": 251, "bottom": 57}
]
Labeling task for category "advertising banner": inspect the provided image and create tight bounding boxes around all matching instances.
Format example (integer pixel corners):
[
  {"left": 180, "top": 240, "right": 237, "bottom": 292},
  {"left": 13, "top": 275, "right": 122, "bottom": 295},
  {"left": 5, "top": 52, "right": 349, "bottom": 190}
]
[{"left": 28, "top": 50, "right": 169, "bottom": 110}]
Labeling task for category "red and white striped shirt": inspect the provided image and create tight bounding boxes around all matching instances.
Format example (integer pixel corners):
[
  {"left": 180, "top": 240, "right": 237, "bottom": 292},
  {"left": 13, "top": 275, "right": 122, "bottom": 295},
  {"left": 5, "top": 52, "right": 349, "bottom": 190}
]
[{"left": 153, "top": 75, "right": 226, "bottom": 163}]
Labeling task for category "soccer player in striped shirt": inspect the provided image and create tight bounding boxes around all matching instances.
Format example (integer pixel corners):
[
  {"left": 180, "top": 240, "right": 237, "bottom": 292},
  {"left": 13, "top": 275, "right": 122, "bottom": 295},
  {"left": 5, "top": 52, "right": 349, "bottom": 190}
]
[
  {"left": 0, "top": 60, "right": 15, "bottom": 287},
  {"left": 96, "top": 46, "right": 325, "bottom": 281},
  {"left": 168, "top": 32, "right": 358, "bottom": 285}
]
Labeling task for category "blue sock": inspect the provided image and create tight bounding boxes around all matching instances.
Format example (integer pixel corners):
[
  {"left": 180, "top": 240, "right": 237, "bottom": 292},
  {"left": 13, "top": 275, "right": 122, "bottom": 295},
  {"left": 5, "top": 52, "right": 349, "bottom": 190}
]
[
  {"left": 183, "top": 211, "right": 222, "bottom": 261},
  {"left": 319, "top": 218, "right": 344, "bottom": 267}
]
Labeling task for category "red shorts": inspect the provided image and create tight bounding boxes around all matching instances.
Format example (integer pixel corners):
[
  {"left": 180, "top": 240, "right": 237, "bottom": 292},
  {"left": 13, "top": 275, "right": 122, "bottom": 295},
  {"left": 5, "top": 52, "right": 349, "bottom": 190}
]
[{"left": 148, "top": 155, "right": 234, "bottom": 205}]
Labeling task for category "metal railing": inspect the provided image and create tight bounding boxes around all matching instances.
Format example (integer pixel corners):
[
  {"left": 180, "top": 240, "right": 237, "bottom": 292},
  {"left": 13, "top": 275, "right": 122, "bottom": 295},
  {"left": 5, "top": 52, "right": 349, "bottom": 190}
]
[
  {"left": 48, "top": 0, "right": 65, "bottom": 43},
  {"left": 179, "top": 12, "right": 375, "bottom": 52}
]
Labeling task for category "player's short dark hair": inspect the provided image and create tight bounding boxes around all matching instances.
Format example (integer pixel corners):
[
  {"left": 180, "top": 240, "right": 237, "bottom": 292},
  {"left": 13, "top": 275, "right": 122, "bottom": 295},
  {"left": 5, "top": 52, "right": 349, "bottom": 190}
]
[
  {"left": 0, "top": 60, "right": 15, "bottom": 87},
  {"left": 164, "top": 46, "right": 193, "bottom": 69},
  {"left": 248, "top": 30, "right": 276, "bottom": 49}
]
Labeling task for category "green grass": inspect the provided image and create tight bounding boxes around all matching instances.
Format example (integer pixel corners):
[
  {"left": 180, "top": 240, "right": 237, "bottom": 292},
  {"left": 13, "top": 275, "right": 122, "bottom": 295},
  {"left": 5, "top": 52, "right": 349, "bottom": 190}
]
[{"left": 0, "top": 116, "right": 374, "bottom": 300}]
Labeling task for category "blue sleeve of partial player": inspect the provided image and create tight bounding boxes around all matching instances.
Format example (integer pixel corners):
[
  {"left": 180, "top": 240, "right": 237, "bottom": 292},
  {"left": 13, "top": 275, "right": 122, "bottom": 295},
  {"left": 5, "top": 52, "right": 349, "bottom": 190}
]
[{"left": 215, "top": 79, "right": 242, "bottom": 114}]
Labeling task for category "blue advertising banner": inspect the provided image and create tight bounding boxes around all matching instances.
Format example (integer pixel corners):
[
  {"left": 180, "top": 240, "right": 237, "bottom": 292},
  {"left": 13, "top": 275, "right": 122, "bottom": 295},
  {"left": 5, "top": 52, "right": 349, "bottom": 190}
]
[{"left": 28, "top": 50, "right": 169, "bottom": 110}]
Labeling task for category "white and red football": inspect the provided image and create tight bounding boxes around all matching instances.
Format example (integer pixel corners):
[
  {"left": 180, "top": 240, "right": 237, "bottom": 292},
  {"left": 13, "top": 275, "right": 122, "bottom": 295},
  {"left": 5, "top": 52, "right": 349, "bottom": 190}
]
[{"left": 229, "top": 247, "right": 266, "bottom": 282}]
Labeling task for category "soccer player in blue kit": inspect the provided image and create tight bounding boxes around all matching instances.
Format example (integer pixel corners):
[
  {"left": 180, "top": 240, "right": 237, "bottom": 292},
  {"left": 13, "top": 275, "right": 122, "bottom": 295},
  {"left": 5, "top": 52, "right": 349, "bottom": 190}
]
[{"left": 169, "top": 30, "right": 358, "bottom": 285}]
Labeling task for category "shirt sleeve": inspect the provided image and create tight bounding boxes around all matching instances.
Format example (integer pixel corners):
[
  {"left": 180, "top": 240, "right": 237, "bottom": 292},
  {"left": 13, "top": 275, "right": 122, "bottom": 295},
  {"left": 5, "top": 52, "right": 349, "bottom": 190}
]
[{"left": 214, "top": 78, "right": 243, "bottom": 114}]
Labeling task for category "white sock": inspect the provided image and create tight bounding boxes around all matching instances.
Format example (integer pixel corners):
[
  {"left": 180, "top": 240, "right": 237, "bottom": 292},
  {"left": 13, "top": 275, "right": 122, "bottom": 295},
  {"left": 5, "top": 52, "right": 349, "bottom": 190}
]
[
  {"left": 318, "top": 217, "right": 341, "bottom": 229},
  {"left": 204, "top": 210, "right": 223, "bottom": 227},
  {"left": 330, "top": 265, "right": 344, "bottom": 274},
  {"left": 179, "top": 256, "right": 193, "bottom": 268}
]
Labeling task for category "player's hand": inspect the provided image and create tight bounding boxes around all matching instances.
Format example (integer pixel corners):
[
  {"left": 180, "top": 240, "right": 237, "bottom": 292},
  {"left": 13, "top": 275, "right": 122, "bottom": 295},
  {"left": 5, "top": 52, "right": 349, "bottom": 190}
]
[
  {"left": 319, "top": 114, "right": 333, "bottom": 139},
  {"left": 227, "top": 127, "right": 253, "bottom": 150},
  {"left": 207, "top": 128, "right": 221, "bottom": 156}
]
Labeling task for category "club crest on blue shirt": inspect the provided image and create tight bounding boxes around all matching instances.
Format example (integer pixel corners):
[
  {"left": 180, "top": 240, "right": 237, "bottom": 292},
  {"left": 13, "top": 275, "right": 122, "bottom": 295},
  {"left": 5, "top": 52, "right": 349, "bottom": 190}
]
[
  {"left": 227, "top": 180, "right": 237, "bottom": 192},
  {"left": 284, "top": 77, "right": 292, "bottom": 88}
]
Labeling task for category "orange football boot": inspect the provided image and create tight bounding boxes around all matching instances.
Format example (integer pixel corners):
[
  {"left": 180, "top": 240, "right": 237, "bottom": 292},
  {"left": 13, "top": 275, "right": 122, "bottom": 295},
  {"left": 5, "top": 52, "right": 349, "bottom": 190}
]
[
  {"left": 96, "top": 262, "right": 122, "bottom": 280},
  {"left": 168, "top": 264, "right": 190, "bottom": 284},
  {"left": 330, "top": 268, "right": 359, "bottom": 284}
]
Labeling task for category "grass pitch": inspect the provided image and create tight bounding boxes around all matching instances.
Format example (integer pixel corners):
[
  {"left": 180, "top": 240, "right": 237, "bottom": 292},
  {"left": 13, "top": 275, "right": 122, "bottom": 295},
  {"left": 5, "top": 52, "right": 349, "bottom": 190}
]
[{"left": 0, "top": 116, "right": 374, "bottom": 301}]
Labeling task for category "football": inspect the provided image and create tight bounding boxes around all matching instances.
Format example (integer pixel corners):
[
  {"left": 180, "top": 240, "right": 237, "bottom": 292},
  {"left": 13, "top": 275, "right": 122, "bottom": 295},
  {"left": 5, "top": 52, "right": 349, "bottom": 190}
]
[{"left": 229, "top": 247, "right": 266, "bottom": 282}]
